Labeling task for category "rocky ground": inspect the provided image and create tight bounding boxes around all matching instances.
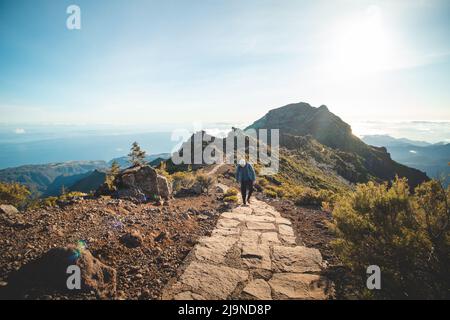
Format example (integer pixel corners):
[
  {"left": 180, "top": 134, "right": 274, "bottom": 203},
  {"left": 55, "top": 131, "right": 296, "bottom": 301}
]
[{"left": 0, "top": 192, "right": 226, "bottom": 300}]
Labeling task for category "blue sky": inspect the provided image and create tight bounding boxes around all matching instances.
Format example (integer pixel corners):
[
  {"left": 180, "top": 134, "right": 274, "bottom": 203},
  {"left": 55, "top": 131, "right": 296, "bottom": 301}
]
[{"left": 1, "top": 0, "right": 449, "bottom": 126}]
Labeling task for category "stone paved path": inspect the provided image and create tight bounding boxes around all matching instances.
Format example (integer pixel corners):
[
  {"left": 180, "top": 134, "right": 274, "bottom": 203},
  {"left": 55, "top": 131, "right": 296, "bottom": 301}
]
[{"left": 162, "top": 192, "right": 333, "bottom": 300}]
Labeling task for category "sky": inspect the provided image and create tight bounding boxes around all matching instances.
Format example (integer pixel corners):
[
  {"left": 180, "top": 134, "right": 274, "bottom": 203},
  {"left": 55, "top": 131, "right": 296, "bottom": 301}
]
[{"left": 1, "top": 0, "right": 449, "bottom": 128}]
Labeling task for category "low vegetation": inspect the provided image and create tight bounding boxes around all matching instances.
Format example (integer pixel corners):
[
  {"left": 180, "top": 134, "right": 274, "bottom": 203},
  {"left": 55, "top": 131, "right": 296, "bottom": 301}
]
[
  {"left": 222, "top": 187, "right": 239, "bottom": 203},
  {"left": 171, "top": 171, "right": 195, "bottom": 192},
  {"left": 330, "top": 177, "right": 450, "bottom": 299},
  {"left": 194, "top": 173, "right": 215, "bottom": 195},
  {"left": 0, "top": 182, "right": 31, "bottom": 208}
]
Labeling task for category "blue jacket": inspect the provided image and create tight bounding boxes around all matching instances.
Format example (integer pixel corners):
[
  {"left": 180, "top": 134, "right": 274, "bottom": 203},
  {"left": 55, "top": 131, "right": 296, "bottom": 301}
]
[{"left": 236, "top": 163, "right": 256, "bottom": 183}]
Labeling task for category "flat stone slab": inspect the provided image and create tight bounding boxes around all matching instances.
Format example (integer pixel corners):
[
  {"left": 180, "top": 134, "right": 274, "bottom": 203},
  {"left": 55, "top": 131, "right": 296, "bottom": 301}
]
[
  {"left": 246, "top": 221, "right": 277, "bottom": 231},
  {"left": 242, "top": 279, "right": 272, "bottom": 300},
  {"left": 280, "top": 234, "right": 296, "bottom": 245},
  {"left": 178, "top": 261, "right": 248, "bottom": 299},
  {"left": 233, "top": 206, "right": 254, "bottom": 215},
  {"left": 221, "top": 212, "right": 249, "bottom": 222},
  {"left": 217, "top": 218, "right": 242, "bottom": 229},
  {"left": 212, "top": 227, "right": 240, "bottom": 237},
  {"left": 241, "top": 243, "right": 271, "bottom": 270},
  {"left": 276, "top": 217, "right": 292, "bottom": 225},
  {"left": 278, "top": 224, "right": 295, "bottom": 237},
  {"left": 195, "top": 235, "right": 238, "bottom": 263},
  {"left": 261, "top": 232, "right": 281, "bottom": 244},
  {"left": 269, "top": 273, "right": 330, "bottom": 300},
  {"left": 173, "top": 291, "right": 206, "bottom": 300},
  {"left": 240, "top": 230, "right": 261, "bottom": 243},
  {"left": 272, "top": 245, "right": 323, "bottom": 273}
]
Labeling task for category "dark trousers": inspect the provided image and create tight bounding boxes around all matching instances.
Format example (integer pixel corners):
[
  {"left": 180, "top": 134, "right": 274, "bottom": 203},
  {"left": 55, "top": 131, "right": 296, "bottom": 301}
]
[{"left": 240, "top": 180, "right": 254, "bottom": 204}]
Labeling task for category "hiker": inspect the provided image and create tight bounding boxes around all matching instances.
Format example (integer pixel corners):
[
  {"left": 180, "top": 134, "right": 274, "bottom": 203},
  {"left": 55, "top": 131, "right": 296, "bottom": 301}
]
[{"left": 236, "top": 159, "right": 256, "bottom": 205}]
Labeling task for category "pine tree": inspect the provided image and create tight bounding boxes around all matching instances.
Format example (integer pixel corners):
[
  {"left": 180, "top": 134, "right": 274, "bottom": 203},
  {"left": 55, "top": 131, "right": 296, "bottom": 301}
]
[
  {"left": 109, "top": 160, "right": 121, "bottom": 176},
  {"left": 128, "top": 142, "right": 147, "bottom": 166},
  {"left": 105, "top": 160, "right": 121, "bottom": 189}
]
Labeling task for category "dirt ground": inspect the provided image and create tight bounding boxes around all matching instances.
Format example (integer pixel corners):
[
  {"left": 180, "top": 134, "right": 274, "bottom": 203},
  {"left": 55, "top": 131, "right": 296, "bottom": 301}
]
[{"left": 0, "top": 192, "right": 225, "bottom": 300}]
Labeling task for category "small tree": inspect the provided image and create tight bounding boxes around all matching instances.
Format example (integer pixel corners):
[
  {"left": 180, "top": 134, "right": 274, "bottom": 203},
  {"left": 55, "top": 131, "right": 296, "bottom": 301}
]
[
  {"left": 106, "top": 160, "right": 121, "bottom": 189},
  {"left": 109, "top": 160, "right": 121, "bottom": 176},
  {"left": 128, "top": 141, "right": 147, "bottom": 166}
]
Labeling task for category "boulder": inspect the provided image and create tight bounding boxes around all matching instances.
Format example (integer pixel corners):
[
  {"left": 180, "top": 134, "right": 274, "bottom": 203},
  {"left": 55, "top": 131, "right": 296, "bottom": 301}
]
[
  {"left": 268, "top": 273, "right": 331, "bottom": 299},
  {"left": 114, "top": 165, "right": 171, "bottom": 201},
  {"left": 156, "top": 175, "right": 171, "bottom": 199},
  {"left": 3, "top": 245, "right": 116, "bottom": 298},
  {"left": 0, "top": 204, "right": 19, "bottom": 216},
  {"left": 0, "top": 204, "right": 31, "bottom": 229}
]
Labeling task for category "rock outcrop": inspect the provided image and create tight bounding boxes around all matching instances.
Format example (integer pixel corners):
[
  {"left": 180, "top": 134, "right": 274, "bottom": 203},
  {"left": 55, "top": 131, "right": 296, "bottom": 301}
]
[
  {"left": 0, "top": 204, "right": 31, "bottom": 229},
  {"left": 114, "top": 165, "right": 171, "bottom": 201}
]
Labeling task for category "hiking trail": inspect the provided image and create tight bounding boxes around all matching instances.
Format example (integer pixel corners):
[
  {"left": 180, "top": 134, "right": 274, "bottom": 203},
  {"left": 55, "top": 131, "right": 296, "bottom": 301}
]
[{"left": 162, "top": 183, "right": 332, "bottom": 300}]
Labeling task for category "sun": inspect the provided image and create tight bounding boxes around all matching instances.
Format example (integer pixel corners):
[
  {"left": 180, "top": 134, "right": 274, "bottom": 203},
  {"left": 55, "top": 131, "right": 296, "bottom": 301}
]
[{"left": 326, "top": 6, "right": 395, "bottom": 78}]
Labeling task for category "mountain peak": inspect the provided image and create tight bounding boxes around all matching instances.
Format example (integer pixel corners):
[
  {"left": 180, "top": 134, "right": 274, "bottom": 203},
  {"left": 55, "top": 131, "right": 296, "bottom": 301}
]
[{"left": 246, "top": 101, "right": 428, "bottom": 188}]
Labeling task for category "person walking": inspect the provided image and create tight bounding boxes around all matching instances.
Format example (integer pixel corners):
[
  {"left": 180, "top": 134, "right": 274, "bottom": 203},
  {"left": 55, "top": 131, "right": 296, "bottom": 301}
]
[{"left": 236, "top": 159, "right": 256, "bottom": 205}]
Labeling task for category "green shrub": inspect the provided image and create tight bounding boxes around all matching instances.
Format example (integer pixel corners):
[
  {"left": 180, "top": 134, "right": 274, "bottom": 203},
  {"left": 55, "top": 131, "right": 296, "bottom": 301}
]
[
  {"left": 41, "top": 196, "right": 58, "bottom": 207},
  {"left": 195, "top": 173, "right": 215, "bottom": 195},
  {"left": 59, "top": 191, "right": 86, "bottom": 201},
  {"left": 171, "top": 171, "right": 195, "bottom": 192},
  {"left": 263, "top": 189, "right": 277, "bottom": 198},
  {"left": 224, "top": 187, "right": 239, "bottom": 197},
  {"left": 223, "top": 195, "right": 238, "bottom": 203},
  {"left": 257, "top": 178, "right": 268, "bottom": 188},
  {"left": 0, "top": 182, "right": 31, "bottom": 208},
  {"left": 294, "top": 188, "right": 332, "bottom": 206},
  {"left": 330, "top": 178, "right": 450, "bottom": 299}
]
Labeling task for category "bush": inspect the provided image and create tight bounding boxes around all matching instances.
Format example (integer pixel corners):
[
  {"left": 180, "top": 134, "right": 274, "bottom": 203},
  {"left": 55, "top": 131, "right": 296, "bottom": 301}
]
[
  {"left": 0, "top": 182, "right": 31, "bottom": 208},
  {"left": 223, "top": 195, "right": 238, "bottom": 203},
  {"left": 59, "top": 191, "right": 86, "bottom": 201},
  {"left": 40, "top": 196, "right": 58, "bottom": 208},
  {"left": 195, "top": 173, "right": 215, "bottom": 195},
  {"left": 257, "top": 177, "right": 268, "bottom": 188},
  {"left": 294, "top": 188, "right": 333, "bottom": 206},
  {"left": 224, "top": 188, "right": 239, "bottom": 197},
  {"left": 263, "top": 189, "right": 277, "bottom": 198},
  {"left": 330, "top": 178, "right": 450, "bottom": 299},
  {"left": 171, "top": 172, "right": 195, "bottom": 192}
]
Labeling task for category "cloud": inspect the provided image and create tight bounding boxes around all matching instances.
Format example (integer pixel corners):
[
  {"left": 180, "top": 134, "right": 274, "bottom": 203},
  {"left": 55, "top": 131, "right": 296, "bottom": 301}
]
[{"left": 14, "top": 128, "right": 26, "bottom": 134}]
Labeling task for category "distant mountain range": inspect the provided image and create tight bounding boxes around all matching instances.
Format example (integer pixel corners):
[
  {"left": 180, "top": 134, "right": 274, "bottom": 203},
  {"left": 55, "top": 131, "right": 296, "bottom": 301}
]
[
  {"left": 0, "top": 161, "right": 108, "bottom": 196},
  {"left": 109, "top": 153, "right": 171, "bottom": 168},
  {"left": 362, "top": 134, "right": 450, "bottom": 183},
  {"left": 0, "top": 153, "right": 171, "bottom": 197}
]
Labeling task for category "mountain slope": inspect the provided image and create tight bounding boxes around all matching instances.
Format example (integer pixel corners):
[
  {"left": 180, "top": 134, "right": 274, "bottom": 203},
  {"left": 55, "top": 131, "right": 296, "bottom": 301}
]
[
  {"left": 0, "top": 161, "right": 107, "bottom": 196},
  {"left": 247, "top": 102, "right": 429, "bottom": 188},
  {"left": 69, "top": 170, "right": 107, "bottom": 194}
]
